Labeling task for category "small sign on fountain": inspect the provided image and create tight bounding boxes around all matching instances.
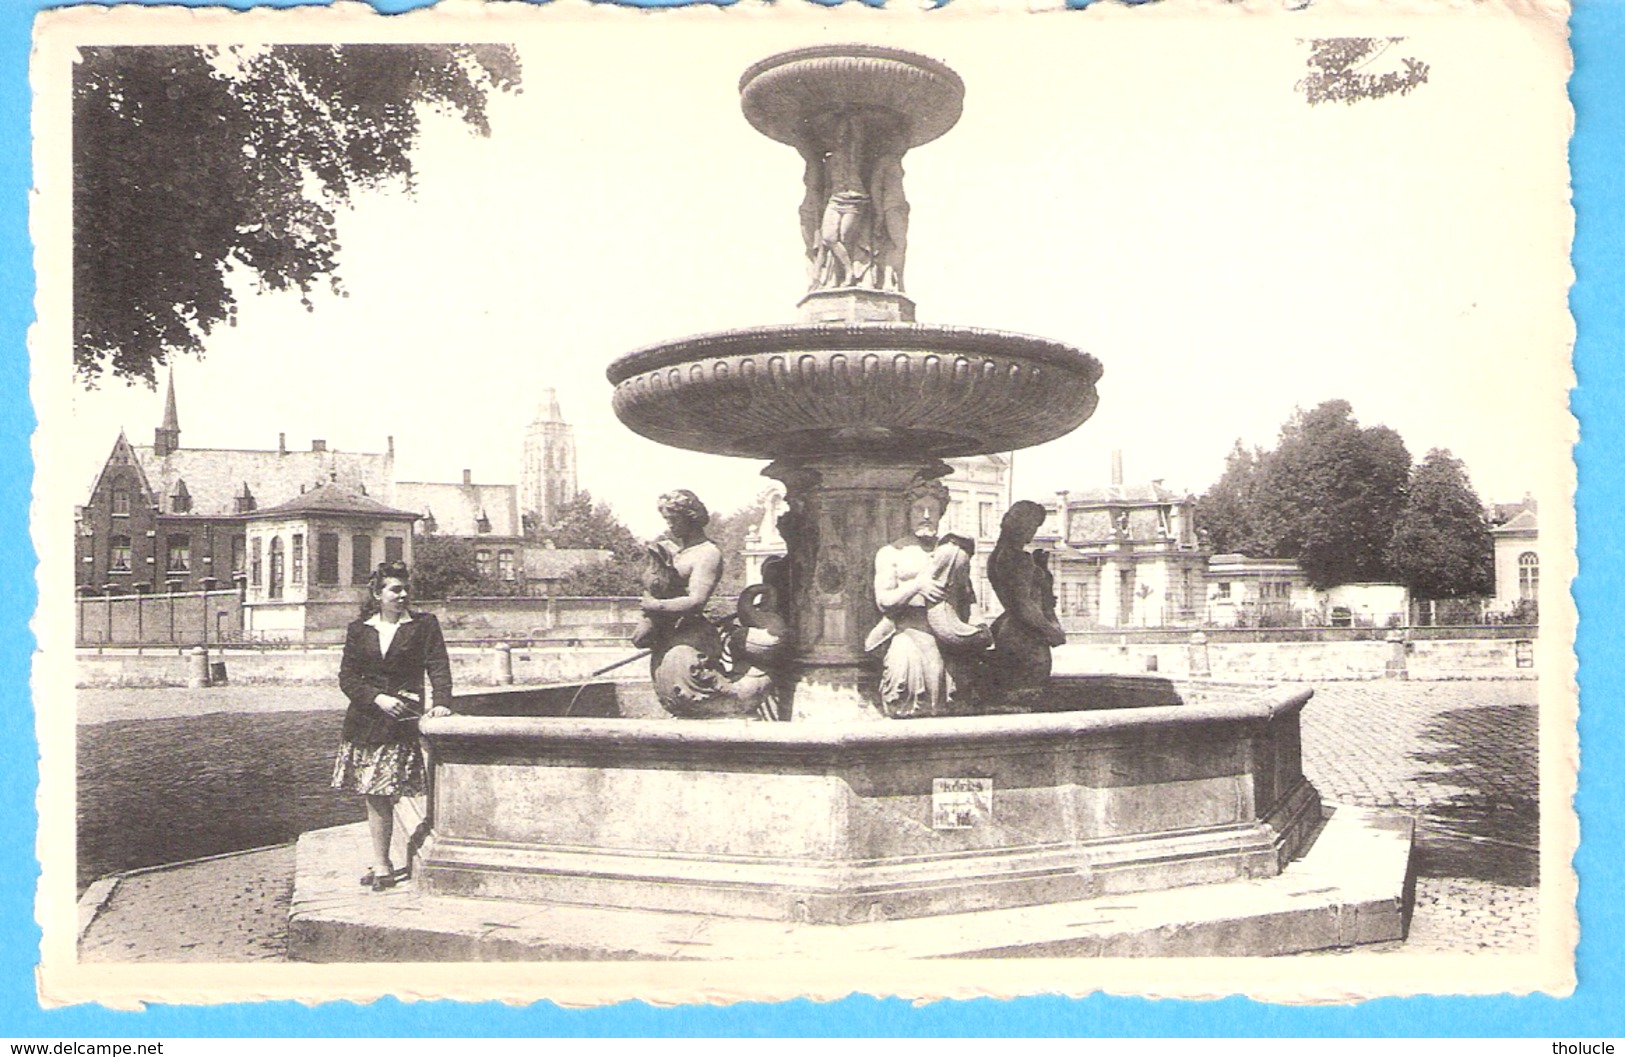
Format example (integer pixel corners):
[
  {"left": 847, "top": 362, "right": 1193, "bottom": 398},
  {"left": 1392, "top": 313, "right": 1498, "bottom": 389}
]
[{"left": 932, "top": 777, "right": 993, "bottom": 829}]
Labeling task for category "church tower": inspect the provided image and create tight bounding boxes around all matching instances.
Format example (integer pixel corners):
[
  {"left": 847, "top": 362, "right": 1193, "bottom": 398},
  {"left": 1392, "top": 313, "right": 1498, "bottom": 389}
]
[{"left": 520, "top": 388, "right": 578, "bottom": 531}]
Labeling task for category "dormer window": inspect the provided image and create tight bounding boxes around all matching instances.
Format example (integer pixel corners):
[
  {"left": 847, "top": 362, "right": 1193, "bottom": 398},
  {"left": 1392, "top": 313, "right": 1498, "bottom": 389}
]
[
  {"left": 234, "top": 482, "right": 256, "bottom": 514},
  {"left": 170, "top": 478, "right": 192, "bottom": 514},
  {"left": 476, "top": 511, "right": 492, "bottom": 534}
]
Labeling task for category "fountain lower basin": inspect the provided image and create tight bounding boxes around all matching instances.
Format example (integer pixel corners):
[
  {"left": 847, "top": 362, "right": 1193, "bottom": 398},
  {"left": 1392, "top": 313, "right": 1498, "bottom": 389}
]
[{"left": 414, "top": 677, "right": 1322, "bottom": 924}]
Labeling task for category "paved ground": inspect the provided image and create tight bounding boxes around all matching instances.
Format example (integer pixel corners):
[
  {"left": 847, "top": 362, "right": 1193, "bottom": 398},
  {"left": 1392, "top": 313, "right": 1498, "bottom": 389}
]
[{"left": 77, "top": 679, "right": 1544, "bottom": 960}]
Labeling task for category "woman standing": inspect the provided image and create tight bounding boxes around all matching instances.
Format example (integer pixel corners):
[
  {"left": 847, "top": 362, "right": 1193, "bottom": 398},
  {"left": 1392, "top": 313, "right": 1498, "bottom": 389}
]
[{"left": 331, "top": 560, "right": 452, "bottom": 891}]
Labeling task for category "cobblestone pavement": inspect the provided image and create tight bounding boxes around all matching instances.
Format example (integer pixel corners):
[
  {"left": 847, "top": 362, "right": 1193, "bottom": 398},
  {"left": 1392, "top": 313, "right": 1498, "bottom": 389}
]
[
  {"left": 1298, "top": 679, "right": 1541, "bottom": 955},
  {"left": 76, "top": 678, "right": 1544, "bottom": 960}
]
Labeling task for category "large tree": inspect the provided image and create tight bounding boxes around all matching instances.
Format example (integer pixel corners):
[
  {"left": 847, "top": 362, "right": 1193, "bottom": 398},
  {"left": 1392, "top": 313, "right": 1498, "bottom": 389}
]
[
  {"left": 1252, "top": 400, "right": 1411, "bottom": 588},
  {"left": 74, "top": 43, "right": 521, "bottom": 386},
  {"left": 1387, "top": 448, "right": 1495, "bottom": 599},
  {"left": 1197, "top": 400, "right": 1412, "bottom": 589}
]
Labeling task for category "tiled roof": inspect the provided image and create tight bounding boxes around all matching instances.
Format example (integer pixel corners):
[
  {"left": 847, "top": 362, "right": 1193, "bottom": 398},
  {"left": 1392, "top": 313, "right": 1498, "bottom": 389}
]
[
  {"left": 249, "top": 481, "right": 420, "bottom": 520},
  {"left": 1493, "top": 508, "right": 1538, "bottom": 533},
  {"left": 1060, "top": 482, "right": 1183, "bottom": 505},
  {"left": 133, "top": 444, "right": 393, "bottom": 517},
  {"left": 395, "top": 481, "right": 521, "bottom": 537}
]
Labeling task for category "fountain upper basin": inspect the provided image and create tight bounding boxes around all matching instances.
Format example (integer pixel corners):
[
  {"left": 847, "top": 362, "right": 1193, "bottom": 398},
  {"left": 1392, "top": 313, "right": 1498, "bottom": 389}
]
[{"left": 607, "top": 321, "right": 1102, "bottom": 459}]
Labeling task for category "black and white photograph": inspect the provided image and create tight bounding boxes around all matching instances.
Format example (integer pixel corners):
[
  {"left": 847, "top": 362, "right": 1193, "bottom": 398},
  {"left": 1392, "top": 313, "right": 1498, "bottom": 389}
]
[{"left": 32, "top": 0, "right": 1575, "bottom": 1006}]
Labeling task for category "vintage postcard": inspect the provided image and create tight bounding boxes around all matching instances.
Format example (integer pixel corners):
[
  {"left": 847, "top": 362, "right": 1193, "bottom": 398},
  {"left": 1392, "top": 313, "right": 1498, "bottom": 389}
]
[{"left": 31, "top": 0, "right": 1576, "bottom": 1007}]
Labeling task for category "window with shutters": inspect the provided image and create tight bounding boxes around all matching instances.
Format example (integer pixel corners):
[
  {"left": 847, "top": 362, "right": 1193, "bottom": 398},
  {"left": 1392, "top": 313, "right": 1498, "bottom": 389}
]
[{"left": 317, "top": 532, "right": 340, "bottom": 586}]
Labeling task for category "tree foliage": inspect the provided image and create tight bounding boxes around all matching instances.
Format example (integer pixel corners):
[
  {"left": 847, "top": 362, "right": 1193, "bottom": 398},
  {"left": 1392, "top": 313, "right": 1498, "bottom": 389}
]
[
  {"left": 74, "top": 44, "right": 521, "bottom": 386},
  {"left": 1387, "top": 449, "right": 1495, "bottom": 599},
  {"left": 1196, "top": 400, "right": 1412, "bottom": 589},
  {"left": 410, "top": 534, "right": 483, "bottom": 601},
  {"left": 1194, "top": 441, "right": 1267, "bottom": 555},
  {"left": 707, "top": 489, "right": 776, "bottom": 599},
  {"left": 536, "top": 491, "right": 645, "bottom": 596}
]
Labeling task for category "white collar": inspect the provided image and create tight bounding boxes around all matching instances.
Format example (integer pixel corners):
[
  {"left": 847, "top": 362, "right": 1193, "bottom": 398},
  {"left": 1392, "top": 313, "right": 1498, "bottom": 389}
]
[{"left": 365, "top": 611, "right": 414, "bottom": 629}]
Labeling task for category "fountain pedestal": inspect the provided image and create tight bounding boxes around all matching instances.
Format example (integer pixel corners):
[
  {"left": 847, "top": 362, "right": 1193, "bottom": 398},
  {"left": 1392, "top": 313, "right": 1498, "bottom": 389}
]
[{"left": 766, "top": 456, "right": 949, "bottom": 721}]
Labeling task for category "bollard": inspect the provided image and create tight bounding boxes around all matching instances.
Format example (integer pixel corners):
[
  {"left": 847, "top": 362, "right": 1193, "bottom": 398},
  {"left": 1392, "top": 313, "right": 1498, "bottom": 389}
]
[
  {"left": 1384, "top": 628, "right": 1408, "bottom": 680},
  {"left": 1188, "top": 631, "right": 1211, "bottom": 678},
  {"left": 187, "top": 645, "right": 210, "bottom": 688},
  {"left": 492, "top": 642, "right": 515, "bottom": 685}
]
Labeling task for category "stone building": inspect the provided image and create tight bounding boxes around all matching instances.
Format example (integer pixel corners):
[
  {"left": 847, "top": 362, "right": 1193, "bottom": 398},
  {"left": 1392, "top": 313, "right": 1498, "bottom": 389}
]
[
  {"left": 1202, "top": 554, "right": 1317, "bottom": 627},
  {"left": 519, "top": 388, "right": 579, "bottom": 531},
  {"left": 1036, "top": 454, "right": 1208, "bottom": 629},
  {"left": 1490, "top": 497, "right": 1539, "bottom": 615},
  {"left": 75, "top": 373, "right": 394, "bottom": 595},
  {"left": 396, "top": 471, "right": 525, "bottom": 587},
  {"left": 241, "top": 481, "right": 420, "bottom": 638}
]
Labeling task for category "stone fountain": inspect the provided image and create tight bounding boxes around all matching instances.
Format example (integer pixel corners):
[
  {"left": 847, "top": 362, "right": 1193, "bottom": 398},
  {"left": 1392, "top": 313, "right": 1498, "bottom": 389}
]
[{"left": 289, "top": 45, "right": 1416, "bottom": 961}]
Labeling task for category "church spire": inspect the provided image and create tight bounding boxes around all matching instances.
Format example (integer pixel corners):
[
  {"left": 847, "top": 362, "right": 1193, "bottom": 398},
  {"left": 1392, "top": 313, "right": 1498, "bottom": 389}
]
[
  {"left": 154, "top": 367, "right": 181, "bottom": 457},
  {"left": 536, "top": 387, "right": 562, "bottom": 423}
]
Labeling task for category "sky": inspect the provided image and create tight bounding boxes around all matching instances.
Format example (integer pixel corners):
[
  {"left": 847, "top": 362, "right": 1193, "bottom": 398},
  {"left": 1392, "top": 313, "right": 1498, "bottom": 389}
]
[{"left": 59, "top": 5, "right": 1574, "bottom": 538}]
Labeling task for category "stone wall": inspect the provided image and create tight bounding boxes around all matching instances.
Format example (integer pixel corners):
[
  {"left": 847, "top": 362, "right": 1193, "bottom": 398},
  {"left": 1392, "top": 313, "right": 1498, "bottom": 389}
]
[
  {"left": 75, "top": 644, "right": 640, "bottom": 689},
  {"left": 1052, "top": 636, "right": 1538, "bottom": 682}
]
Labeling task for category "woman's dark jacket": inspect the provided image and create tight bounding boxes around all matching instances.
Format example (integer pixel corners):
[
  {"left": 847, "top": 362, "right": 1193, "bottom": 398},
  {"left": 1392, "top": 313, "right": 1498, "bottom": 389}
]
[{"left": 338, "top": 612, "right": 453, "bottom": 746}]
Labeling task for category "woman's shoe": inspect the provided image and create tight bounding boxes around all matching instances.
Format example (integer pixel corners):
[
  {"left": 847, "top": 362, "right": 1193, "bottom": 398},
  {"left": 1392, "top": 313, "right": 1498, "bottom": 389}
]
[{"left": 359, "top": 866, "right": 407, "bottom": 888}]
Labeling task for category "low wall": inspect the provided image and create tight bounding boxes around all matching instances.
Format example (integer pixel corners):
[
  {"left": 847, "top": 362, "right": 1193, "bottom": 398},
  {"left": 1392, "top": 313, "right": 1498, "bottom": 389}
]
[
  {"left": 76, "top": 590, "right": 244, "bottom": 646},
  {"left": 74, "top": 644, "right": 643, "bottom": 689},
  {"left": 1052, "top": 636, "right": 1537, "bottom": 682}
]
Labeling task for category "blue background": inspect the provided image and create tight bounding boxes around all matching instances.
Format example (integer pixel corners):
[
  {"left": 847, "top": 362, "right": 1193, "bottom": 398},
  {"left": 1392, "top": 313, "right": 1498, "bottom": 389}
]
[{"left": 3, "top": 0, "right": 1619, "bottom": 1037}]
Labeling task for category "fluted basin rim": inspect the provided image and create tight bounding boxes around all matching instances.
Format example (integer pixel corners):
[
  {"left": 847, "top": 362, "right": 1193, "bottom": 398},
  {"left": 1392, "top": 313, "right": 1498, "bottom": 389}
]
[
  {"left": 422, "top": 685, "right": 1313, "bottom": 748},
  {"left": 738, "top": 44, "right": 964, "bottom": 97},
  {"left": 606, "top": 321, "right": 1102, "bottom": 386}
]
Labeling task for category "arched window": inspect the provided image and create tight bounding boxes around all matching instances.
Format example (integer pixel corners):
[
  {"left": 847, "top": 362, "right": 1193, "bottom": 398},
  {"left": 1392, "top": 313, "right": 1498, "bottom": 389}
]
[
  {"left": 1518, "top": 552, "right": 1539, "bottom": 601},
  {"left": 109, "top": 535, "right": 131, "bottom": 573},
  {"left": 111, "top": 484, "right": 130, "bottom": 516},
  {"left": 269, "top": 537, "right": 285, "bottom": 600},
  {"left": 251, "top": 538, "right": 262, "bottom": 587}
]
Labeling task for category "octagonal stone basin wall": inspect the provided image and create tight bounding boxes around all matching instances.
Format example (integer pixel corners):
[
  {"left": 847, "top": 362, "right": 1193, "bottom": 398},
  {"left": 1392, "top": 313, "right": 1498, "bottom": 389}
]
[{"left": 415, "top": 677, "right": 1321, "bottom": 924}]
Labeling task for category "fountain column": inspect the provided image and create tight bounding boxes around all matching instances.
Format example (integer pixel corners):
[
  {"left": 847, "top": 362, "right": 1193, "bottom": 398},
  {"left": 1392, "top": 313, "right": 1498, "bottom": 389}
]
[{"left": 765, "top": 455, "right": 949, "bottom": 720}]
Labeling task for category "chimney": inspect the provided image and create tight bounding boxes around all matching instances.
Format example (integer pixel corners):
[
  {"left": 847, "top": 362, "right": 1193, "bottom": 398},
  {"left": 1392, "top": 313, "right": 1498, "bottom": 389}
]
[
  {"left": 312, "top": 439, "right": 327, "bottom": 452},
  {"left": 1055, "top": 490, "right": 1071, "bottom": 541},
  {"left": 278, "top": 432, "right": 287, "bottom": 456},
  {"left": 1111, "top": 449, "right": 1124, "bottom": 487},
  {"left": 462, "top": 469, "right": 473, "bottom": 486},
  {"left": 387, "top": 435, "right": 395, "bottom": 457}
]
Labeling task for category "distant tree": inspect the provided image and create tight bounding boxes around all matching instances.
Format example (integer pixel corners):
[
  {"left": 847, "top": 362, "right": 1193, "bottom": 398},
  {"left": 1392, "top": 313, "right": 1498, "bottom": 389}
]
[
  {"left": 537, "top": 491, "right": 645, "bottom": 596},
  {"left": 553, "top": 557, "right": 645, "bottom": 598},
  {"left": 536, "top": 491, "right": 642, "bottom": 559},
  {"left": 707, "top": 489, "right": 776, "bottom": 599},
  {"left": 1387, "top": 449, "right": 1495, "bottom": 599},
  {"left": 1194, "top": 441, "right": 1268, "bottom": 555},
  {"left": 1251, "top": 401, "right": 1411, "bottom": 589},
  {"left": 410, "top": 535, "right": 482, "bottom": 601},
  {"left": 74, "top": 43, "right": 522, "bottom": 386}
]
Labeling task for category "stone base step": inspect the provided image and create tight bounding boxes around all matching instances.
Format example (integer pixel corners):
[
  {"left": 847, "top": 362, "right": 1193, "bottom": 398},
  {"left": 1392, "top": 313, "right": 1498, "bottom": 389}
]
[{"left": 288, "top": 803, "right": 1414, "bottom": 961}]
